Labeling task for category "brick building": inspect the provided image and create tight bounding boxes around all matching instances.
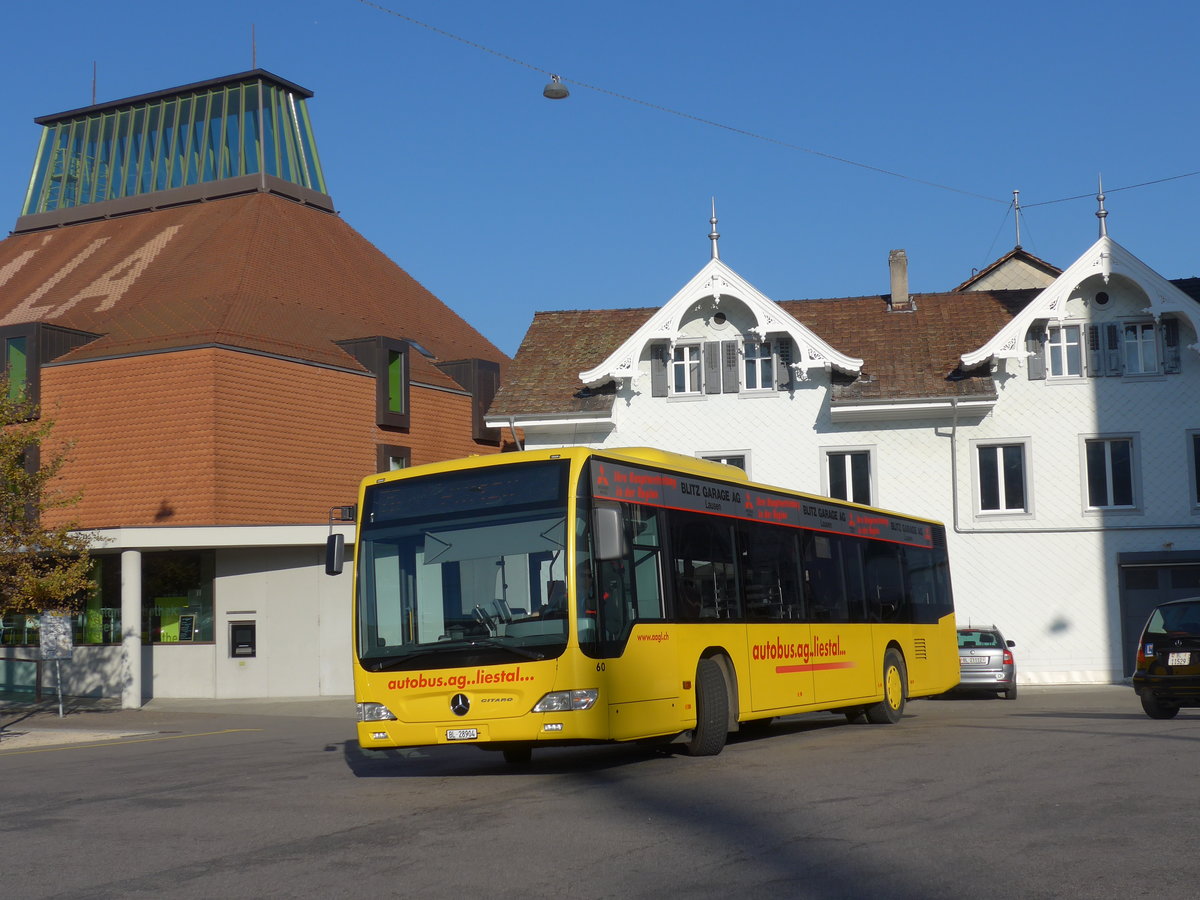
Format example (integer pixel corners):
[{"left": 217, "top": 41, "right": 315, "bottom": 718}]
[{"left": 0, "top": 71, "right": 508, "bottom": 703}]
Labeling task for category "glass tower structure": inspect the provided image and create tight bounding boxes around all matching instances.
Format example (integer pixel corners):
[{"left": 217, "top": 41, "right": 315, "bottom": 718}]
[{"left": 18, "top": 70, "right": 330, "bottom": 229}]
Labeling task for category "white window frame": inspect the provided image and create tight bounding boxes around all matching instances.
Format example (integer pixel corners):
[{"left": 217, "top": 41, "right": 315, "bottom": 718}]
[
  {"left": 821, "top": 446, "right": 875, "bottom": 506},
  {"left": 1047, "top": 323, "right": 1083, "bottom": 378},
  {"left": 1121, "top": 321, "right": 1159, "bottom": 376},
  {"left": 971, "top": 438, "right": 1032, "bottom": 517},
  {"left": 742, "top": 340, "right": 774, "bottom": 392},
  {"left": 1081, "top": 434, "right": 1140, "bottom": 514},
  {"left": 670, "top": 344, "right": 702, "bottom": 396},
  {"left": 700, "top": 451, "right": 750, "bottom": 476}
]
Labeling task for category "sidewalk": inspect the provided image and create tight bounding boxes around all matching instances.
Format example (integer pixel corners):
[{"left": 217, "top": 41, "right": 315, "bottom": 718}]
[{"left": 0, "top": 695, "right": 356, "bottom": 751}]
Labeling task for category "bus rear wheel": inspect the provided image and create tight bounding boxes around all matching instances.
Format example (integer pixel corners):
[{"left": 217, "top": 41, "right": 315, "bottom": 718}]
[
  {"left": 864, "top": 649, "right": 906, "bottom": 724},
  {"left": 685, "top": 658, "right": 729, "bottom": 756}
]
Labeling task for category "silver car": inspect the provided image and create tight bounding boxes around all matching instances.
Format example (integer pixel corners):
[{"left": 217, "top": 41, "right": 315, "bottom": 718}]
[{"left": 955, "top": 626, "right": 1017, "bottom": 699}]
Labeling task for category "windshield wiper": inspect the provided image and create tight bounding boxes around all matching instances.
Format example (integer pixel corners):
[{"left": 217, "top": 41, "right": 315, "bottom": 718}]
[
  {"left": 362, "top": 644, "right": 466, "bottom": 672},
  {"left": 469, "top": 639, "right": 545, "bottom": 661},
  {"left": 362, "top": 639, "right": 544, "bottom": 672}
]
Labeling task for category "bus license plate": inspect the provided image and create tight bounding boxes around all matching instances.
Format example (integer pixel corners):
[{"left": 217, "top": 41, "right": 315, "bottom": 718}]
[
  {"left": 1169, "top": 652, "right": 1191, "bottom": 666},
  {"left": 446, "top": 728, "right": 478, "bottom": 741}
]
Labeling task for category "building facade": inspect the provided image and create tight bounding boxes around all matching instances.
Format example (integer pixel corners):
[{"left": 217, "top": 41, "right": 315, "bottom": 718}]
[
  {"left": 488, "top": 210, "right": 1200, "bottom": 684},
  {"left": 0, "top": 71, "right": 509, "bottom": 703}
]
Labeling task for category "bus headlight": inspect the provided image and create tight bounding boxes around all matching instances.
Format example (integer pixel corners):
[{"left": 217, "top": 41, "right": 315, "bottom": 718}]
[
  {"left": 532, "top": 689, "right": 598, "bottom": 712},
  {"left": 358, "top": 702, "right": 398, "bottom": 722}
]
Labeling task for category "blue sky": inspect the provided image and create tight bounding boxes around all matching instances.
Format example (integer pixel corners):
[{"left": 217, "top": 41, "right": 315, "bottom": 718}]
[{"left": 3, "top": 1, "right": 1198, "bottom": 356}]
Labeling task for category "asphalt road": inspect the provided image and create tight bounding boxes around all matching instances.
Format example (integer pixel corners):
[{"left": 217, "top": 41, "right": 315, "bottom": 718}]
[{"left": 0, "top": 686, "right": 1192, "bottom": 899}]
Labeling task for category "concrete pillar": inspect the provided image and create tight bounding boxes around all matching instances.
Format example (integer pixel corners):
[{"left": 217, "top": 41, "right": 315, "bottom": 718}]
[{"left": 121, "top": 549, "right": 142, "bottom": 709}]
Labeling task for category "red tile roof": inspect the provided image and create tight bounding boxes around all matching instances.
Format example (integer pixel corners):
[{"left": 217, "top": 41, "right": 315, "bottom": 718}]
[{"left": 0, "top": 192, "right": 507, "bottom": 377}]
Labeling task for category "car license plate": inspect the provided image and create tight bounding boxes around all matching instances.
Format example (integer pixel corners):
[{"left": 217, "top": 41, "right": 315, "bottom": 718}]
[
  {"left": 961, "top": 656, "right": 988, "bottom": 665},
  {"left": 446, "top": 728, "right": 479, "bottom": 741},
  {"left": 1169, "top": 652, "right": 1190, "bottom": 666}
]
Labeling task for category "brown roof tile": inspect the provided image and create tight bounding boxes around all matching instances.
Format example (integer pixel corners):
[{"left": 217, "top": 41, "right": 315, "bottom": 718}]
[
  {"left": 490, "top": 290, "right": 1037, "bottom": 418},
  {"left": 0, "top": 192, "right": 508, "bottom": 373}
]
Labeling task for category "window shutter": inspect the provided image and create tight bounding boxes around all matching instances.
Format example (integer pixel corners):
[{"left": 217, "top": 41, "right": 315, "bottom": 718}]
[
  {"left": 1104, "top": 323, "right": 1122, "bottom": 375},
  {"left": 703, "top": 341, "right": 721, "bottom": 394},
  {"left": 1026, "top": 327, "right": 1046, "bottom": 380},
  {"left": 776, "top": 337, "right": 793, "bottom": 389},
  {"left": 1164, "top": 318, "right": 1181, "bottom": 374},
  {"left": 650, "top": 343, "right": 668, "bottom": 397},
  {"left": 1085, "top": 325, "right": 1101, "bottom": 377},
  {"left": 721, "top": 340, "right": 739, "bottom": 393}
]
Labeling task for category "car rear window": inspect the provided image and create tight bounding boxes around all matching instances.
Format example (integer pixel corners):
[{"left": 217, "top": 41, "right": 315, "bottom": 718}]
[
  {"left": 1145, "top": 602, "right": 1200, "bottom": 637},
  {"left": 957, "top": 630, "right": 1002, "bottom": 648}
]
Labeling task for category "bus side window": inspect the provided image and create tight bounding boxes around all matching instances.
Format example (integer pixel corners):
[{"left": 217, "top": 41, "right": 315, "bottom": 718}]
[
  {"left": 738, "top": 522, "right": 803, "bottom": 620},
  {"left": 802, "top": 533, "right": 852, "bottom": 623},
  {"left": 863, "top": 542, "right": 907, "bottom": 623},
  {"left": 630, "top": 505, "right": 665, "bottom": 620},
  {"left": 669, "top": 512, "right": 740, "bottom": 620}
]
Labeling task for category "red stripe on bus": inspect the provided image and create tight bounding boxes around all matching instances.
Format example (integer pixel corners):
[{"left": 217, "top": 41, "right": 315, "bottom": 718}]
[{"left": 776, "top": 662, "right": 856, "bottom": 673}]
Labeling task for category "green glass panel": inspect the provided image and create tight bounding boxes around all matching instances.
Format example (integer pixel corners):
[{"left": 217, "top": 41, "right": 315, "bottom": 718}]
[
  {"left": 6, "top": 336, "right": 28, "bottom": 400},
  {"left": 23, "top": 75, "right": 328, "bottom": 215},
  {"left": 387, "top": 349, "right": 405, "bottom": 413}
]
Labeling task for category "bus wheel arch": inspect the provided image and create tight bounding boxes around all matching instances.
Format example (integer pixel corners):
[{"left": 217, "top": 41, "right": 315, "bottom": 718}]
[
  {"left": 685, "top": 653, "right": 734, "bottom": 756},
  {"left": 864, "top": 646, "right": 907, "bottom": 725}
]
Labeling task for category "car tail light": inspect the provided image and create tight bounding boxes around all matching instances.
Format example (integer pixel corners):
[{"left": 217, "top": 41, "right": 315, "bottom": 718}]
[{"left": 1002, "top": 649, "right": 1014, "bottom": 666}]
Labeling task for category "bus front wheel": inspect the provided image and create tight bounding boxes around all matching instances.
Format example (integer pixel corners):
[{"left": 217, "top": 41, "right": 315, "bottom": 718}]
[
  {"left": 864, "top": 649, "right": 906, "bottom": 724},
  {"left": 685, "top": 658, "right": 729, "bottom": 756}
]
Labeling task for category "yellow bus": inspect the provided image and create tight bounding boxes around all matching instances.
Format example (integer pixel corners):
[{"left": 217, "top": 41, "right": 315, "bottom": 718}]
[{"left": 331, "top": 446, "right": 958, "bottom": 763}]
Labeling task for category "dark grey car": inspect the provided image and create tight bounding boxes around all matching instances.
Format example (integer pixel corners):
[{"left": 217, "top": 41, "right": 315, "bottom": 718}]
[
  {"left": 955, "top": 626, "right": 1017, "bottom": 699},
  {"left": 1133, "top": 597, "right": 1200, "bottom": 719}
]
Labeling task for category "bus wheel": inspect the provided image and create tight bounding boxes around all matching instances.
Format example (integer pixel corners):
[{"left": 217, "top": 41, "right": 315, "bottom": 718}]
[
  {"left": 865, "top": 649, "right": 906, "bottom": 724},
  {"left": 502, "top": 746, "right": 532, "bottom": 765},
  {"left": 685, "top": 658, "right": 729, "bottom": 756}
]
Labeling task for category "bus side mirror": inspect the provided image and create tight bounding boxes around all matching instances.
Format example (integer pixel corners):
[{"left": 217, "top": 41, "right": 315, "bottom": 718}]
[
  {"left": 325, "top": 533, "right": 345, "bottom": 576},
  {"left": 592, "top": 505, "right": 626, "bottom": 561}
]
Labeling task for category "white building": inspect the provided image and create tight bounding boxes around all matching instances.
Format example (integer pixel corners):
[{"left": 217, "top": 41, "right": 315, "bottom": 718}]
[{"left": 488, "top": 205, "right": 1200, "bottom": 684}]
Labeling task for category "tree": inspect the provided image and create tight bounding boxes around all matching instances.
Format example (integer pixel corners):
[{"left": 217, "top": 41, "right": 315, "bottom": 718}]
[{"left": 0, "top": 384, "right": 94, "bottom": 617}]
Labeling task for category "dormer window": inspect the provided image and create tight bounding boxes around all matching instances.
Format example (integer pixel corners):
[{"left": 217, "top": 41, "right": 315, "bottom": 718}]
[
  {"left": 1047, "top": 324, "right": 1083, "bottom": 377},
  {"left": 743, "top": 341, "right": 774, "bottom": 391},
  {"left": 671, "top": 345, "right": 702, "bottom": 395},
  {"left": 1122, "top": 322, "right": 1158, "bottom": 375},
  {"left": 650, "top": 337, "right": 795, "bottom": 397},
  {"left": 336, "top": 336, "right": 411, "bottom": 430},
  {"left": 1027, "top": 318, "right": 1181, "bottom": 381}
]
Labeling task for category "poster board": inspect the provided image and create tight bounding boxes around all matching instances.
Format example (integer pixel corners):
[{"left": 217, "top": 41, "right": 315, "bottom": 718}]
[{"left": 39, "top": 613, "right": 74, "bottom": 661}]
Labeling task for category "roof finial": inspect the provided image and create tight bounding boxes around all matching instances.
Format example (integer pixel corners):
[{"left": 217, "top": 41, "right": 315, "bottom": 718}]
[
  {"left": 709, "top": 197, "right": 720, "bottom": 260},
  {"left": 1096, "top": 174, "right": 1108, "bottom": 238},
  {"left": 1013, "top": 189, "right": 1021, "bottom": 249}
]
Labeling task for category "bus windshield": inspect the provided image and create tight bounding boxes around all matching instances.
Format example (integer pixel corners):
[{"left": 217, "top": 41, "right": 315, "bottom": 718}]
[{"left": 355, "top": 460, "right": 572, "bottom": 671}]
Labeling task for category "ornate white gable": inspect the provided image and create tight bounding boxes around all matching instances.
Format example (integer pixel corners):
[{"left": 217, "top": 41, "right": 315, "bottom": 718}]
[
  {"left": 578, "top": 257, "right": 862, "bottom": 387},
  {"left": 961, "top": 234, "right": 1200, "bottom": 368}
]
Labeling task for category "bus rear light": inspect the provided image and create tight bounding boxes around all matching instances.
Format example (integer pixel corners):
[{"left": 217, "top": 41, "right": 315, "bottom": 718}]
[
  {"left": 533, "top": 689, "right": 599, "bottom": 712},
  {"left": 358, "top": 702, "right": 398, "bottom": 722}
]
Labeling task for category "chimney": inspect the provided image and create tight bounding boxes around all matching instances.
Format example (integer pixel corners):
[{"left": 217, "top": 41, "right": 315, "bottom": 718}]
[{"left": 888, "top": 249, "right": 912, "bottom": 311}]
